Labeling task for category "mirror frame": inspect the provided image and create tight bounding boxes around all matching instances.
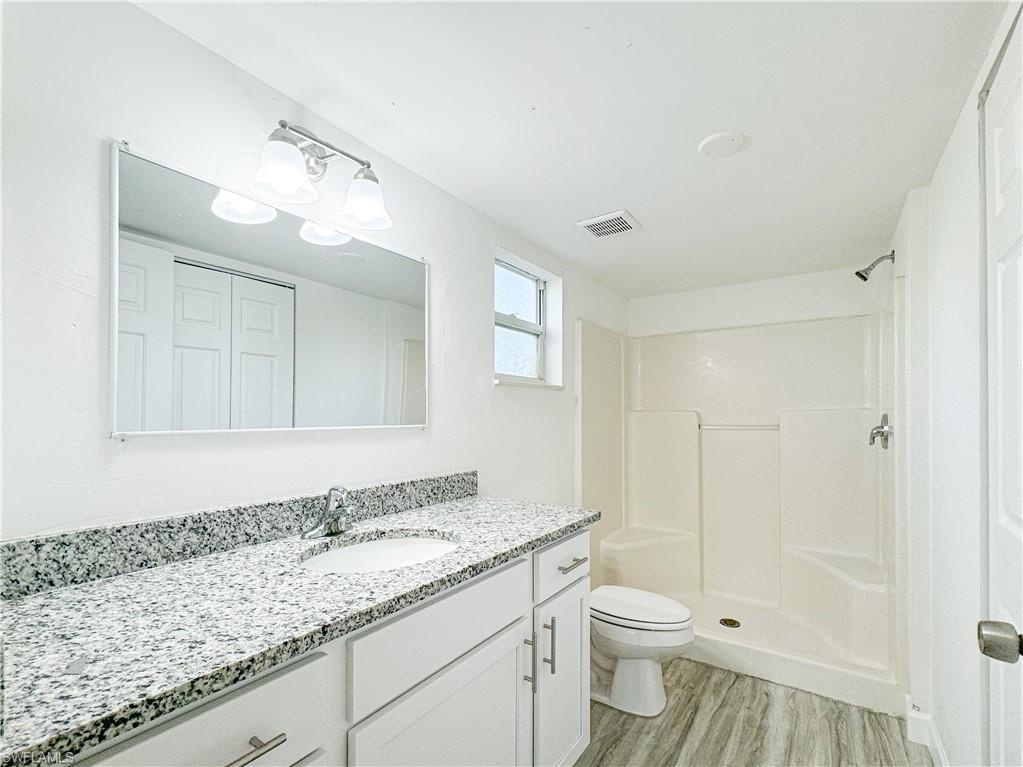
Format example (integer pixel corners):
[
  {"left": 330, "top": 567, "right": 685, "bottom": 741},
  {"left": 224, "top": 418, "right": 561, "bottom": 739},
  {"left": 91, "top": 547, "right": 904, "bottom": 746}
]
[{"left": 108, "top": 141, "right": 429, "bottom": 438}]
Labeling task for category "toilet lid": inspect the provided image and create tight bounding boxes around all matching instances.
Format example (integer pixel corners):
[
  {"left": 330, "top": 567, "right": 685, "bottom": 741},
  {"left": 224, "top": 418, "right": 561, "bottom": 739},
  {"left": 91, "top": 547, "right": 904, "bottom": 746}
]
[{"left": 590, "top": 585, "right": 692, "bottom": 629}]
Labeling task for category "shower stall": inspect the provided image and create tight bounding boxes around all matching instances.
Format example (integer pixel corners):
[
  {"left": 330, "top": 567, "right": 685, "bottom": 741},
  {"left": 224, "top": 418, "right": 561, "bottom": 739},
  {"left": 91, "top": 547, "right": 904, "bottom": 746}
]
[{"left": 577, "top": 293, "right": 902, "bottom": 714}]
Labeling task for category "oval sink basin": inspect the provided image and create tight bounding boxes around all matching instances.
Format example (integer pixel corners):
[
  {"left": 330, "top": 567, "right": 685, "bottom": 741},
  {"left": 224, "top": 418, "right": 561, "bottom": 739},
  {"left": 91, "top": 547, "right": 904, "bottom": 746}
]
[{"left": 302, "top": 536, "right": 458, "bottom": 574}]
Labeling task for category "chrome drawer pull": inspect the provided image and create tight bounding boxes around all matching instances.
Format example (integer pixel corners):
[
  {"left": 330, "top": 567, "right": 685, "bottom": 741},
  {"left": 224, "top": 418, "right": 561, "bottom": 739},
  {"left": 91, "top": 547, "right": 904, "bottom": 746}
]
[
  {"left": 543, "top": 616, "right": 557, "bottom": 675},
  {"left": 523, "top": 632, "right": 538, "bottom": 693},
  {"left": 558, "top": 556, "right": 588, "bottom": 575},
  {"left": 225, "top": 732, "right": 287, "bottom": 767}
]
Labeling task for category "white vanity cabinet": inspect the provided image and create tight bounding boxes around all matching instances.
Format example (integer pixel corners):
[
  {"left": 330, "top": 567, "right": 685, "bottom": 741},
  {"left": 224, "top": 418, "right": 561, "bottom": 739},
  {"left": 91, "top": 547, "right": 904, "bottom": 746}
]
[
  {"left": 82, "top": 651, "right": 340, "bottom": 767},
  {"left": 347, "top": 532, "right": 590, "bottom": 767},
  {"left": 347, "top": 535, "right": 593, "bottom": 767},
  {"left": 80, "top": 531, "right": 591, "bottom": 767},
  {"left": 533, "top": 577, "right": 590, "bottom": 767},
  {"left": 348, "top": 618, "right": 534, "bottom": 766}
]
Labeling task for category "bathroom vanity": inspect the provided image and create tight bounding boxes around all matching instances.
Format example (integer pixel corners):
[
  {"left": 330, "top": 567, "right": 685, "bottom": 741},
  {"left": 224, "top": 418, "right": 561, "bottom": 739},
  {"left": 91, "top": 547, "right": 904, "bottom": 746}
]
[
  {"left": 0, "top": 481, "right": 597, "bottom": 767},
  {"left": 87, "top": 533, "right": 590, "bottom": 767}
]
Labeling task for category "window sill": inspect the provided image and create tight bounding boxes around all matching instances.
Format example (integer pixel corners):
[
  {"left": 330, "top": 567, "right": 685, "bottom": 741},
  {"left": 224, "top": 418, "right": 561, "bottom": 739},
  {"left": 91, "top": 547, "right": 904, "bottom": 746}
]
[{"left": 494, "top": 375, "right": 565, "bottom": 391}]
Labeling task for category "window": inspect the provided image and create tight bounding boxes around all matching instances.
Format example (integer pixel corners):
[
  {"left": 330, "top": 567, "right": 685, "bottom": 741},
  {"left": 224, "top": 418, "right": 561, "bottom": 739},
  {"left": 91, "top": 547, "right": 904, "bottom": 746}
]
[{"left": 495, "top": 259, "right": 546, "bottom": 381}]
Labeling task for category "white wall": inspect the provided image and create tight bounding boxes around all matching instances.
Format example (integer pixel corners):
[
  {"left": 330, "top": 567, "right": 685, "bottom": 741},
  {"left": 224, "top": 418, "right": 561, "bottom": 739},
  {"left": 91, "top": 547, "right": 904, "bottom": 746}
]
[
  {"left": 628, "top": 267, "right": 886, "bottom": 337},
  {"left": 901, "top": 6, "right": 1020, "bottom": 764},
  {"left": 576, "top": 320, "right": 625, "bottom": 588},
  {"left": 922, "top": 90, "right": 988, "bottom": 767},
  {"left": 291, "top": 276, "right": 389, "bottom": 428},
  {"left": 0, "top": 2, "right": 626, "bottom": 538},
  {"left": 891, "top": 188, "right": 933, "bottom": 745}
]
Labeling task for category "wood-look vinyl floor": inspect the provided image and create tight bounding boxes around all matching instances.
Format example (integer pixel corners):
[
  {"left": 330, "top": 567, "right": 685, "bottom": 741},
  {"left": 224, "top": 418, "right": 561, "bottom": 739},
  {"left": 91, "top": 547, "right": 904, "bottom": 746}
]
[{"left": 576, "top": 659, "right": 932, "bottom": 767}]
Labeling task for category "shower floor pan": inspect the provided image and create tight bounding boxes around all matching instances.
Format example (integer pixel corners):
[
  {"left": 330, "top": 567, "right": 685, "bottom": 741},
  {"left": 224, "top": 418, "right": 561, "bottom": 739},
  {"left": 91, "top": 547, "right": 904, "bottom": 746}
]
[{"left": 669, "top": 590, "right": 901, "bottom": 715}]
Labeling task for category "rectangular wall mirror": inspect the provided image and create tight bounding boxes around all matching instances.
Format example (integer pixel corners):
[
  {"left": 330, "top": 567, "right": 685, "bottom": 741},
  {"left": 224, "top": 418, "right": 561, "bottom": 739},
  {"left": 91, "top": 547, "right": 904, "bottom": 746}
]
[{"left": 112, "top": 148, "right": 427, "bottom": 434}]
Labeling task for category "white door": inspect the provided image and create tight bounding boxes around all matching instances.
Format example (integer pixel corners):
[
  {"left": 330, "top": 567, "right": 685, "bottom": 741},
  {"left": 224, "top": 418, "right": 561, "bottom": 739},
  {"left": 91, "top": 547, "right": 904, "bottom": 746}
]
[
  {"left": 172, "top": 263, "right": 231, "bottom": 430},
  {"left": 982, "top": 14, "right": 1023, "bottom": 766},
  {"left": 400, "top": 338, "right": 427, "bottom": 425},
  {"left": 533, "top": 578, "right": 590, "bottom": 767},
  {"left": 230, "top": 275, "right": 294, "bottom": 429},
  {"left": 349, "top": 618, "right": 533, "bottom": 767},
  {"left": 116, "top": 239, "right": 174, "bottom": 431}
]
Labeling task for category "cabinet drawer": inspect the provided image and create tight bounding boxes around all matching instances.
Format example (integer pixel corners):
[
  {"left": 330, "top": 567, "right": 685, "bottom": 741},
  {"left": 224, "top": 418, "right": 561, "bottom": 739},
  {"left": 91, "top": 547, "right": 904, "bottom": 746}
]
[
  {"left": 533, "top": 532, "right": 590, "bottom": 603},
  {"left": 85, "top": 652, "right": 331, "bottom": 767},
  {"left": 349, "top": 559, "right": 530, "bottom": 722}
]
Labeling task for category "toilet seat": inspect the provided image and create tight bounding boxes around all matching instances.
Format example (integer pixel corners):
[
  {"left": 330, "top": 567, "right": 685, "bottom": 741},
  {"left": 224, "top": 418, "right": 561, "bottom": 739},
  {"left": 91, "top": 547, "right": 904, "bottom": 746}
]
[{"left": 590, "top": 585, "right": 692, "bottom": 632}]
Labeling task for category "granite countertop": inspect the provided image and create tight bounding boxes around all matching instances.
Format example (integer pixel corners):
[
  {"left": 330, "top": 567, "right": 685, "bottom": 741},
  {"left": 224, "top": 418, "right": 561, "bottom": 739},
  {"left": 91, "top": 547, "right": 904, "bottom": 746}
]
[{"left": 0, "top": 497, "right": 599, "bottom": 761}]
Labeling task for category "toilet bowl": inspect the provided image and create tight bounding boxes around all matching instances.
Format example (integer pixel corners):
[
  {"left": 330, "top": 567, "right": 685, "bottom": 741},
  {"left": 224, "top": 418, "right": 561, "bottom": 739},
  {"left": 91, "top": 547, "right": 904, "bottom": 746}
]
[{"left": 589, "top": 585, "right": 693, "bottom": 717}]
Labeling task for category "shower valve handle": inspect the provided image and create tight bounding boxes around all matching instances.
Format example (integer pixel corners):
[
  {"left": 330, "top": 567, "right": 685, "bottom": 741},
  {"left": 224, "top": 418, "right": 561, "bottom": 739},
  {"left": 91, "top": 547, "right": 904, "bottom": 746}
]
[{"left": 869, "top": 414, "right": 893, "bottom": 449}]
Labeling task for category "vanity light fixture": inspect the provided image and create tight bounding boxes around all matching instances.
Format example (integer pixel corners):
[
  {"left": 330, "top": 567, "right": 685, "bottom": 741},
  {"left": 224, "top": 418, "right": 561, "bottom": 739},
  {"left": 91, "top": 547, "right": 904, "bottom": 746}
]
[
  {"left": 300, "top": 220, "right": 353, "bottom": 246},
  {"left": 250, "top": 130, "right": 318, "bottom": 204},
  {"left": 340, "top": 167, "right": 392, "bottom": 230},
  {"left": 251, "top": 120, "right": 393, "bottom": 230},
  {"left": 210, "top": 189, "right": 277, "bottom": 224}
]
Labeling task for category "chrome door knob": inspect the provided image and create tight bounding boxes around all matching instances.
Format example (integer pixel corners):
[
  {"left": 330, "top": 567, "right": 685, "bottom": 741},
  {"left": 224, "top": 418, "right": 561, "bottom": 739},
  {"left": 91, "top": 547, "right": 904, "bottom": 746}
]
[{"left": 978, "top": 620, "right": 1022, "bottom": 663}]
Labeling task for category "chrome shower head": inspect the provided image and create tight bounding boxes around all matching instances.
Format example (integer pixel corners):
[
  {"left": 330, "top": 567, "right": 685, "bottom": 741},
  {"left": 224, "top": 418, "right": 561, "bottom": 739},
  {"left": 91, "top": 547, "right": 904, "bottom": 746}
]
[{"left": 854, "top": 251, "right": 895, "bottom": 282}]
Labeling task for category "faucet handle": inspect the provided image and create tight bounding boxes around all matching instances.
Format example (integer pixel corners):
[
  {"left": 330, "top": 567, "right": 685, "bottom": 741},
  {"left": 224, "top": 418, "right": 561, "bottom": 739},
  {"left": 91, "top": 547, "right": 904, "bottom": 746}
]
[{"left": 325, "top": 486, "right": 349, "bottom": 511}]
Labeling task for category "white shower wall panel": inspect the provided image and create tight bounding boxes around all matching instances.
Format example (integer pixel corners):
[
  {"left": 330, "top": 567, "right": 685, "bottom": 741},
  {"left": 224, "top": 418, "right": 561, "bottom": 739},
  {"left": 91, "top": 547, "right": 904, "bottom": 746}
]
[
  {"left": 626, "top": 315, "right": 878, "bottom": 422},
  {"left": 702, "top": 429, "right": 781, "bottom": 606},
  {"left": 779, "top": 409, "right": 881, "bottom": 560},
  {"left": 625, "top": 411, "right": 700, "bottom": 534}
]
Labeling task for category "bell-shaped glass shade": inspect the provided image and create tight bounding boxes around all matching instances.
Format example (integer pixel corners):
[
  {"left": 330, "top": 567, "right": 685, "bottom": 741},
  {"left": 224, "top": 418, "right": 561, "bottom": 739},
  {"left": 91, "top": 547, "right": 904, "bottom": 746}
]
[
  {"left": 250, "top": 138, "right": 317, "bottom": 204},
  {"left": 340, "top": 175, "right": 392, "bottom": 230},
  {"left": 210, "top": 189, "right": 277, "bottom": 224},
  {"left": 299, "top": 220, "right": 353, "bottom": 246}
]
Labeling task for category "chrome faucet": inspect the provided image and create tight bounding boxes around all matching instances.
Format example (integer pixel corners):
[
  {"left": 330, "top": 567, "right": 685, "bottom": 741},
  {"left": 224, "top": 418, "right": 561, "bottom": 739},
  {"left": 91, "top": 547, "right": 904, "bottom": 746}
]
[
  {"left": 301, "top": 486, "right": 355, "bottom": 539},
  {"left": 869, "top": 413, "right": 893, "bottom": 449}
]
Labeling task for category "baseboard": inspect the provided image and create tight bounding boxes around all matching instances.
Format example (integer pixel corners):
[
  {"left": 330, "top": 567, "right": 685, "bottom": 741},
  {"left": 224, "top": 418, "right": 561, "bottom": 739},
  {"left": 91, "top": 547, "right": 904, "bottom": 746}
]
[
  {"left": 905, "top": 696, "right": 949, "bottom": 767},
  {"left": 929, "top": 720, "right": 950, "bottom": 767},
  {"left": 687, "top": 631, "right": 903, "bottom": 715}
]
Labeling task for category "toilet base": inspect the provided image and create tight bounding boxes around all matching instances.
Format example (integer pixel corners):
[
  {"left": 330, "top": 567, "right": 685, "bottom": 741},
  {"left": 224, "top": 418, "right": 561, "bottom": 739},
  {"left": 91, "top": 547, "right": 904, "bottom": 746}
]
[{"left": 595, "top": 658, "right": 667, "bottom": 717}]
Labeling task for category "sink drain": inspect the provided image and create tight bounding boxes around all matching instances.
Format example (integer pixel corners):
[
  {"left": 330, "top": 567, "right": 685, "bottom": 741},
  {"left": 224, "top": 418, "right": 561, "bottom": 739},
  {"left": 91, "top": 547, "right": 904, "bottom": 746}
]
[{"left": 719, "top": 618, "right": 741, "bottom": 628}]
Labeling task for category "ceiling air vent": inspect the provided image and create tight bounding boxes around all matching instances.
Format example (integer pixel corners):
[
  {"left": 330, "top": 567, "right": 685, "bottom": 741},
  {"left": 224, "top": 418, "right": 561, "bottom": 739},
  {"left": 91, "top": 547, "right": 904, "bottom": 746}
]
[{"left": 576, "top": 210, "right": 640, "bottom": 239}]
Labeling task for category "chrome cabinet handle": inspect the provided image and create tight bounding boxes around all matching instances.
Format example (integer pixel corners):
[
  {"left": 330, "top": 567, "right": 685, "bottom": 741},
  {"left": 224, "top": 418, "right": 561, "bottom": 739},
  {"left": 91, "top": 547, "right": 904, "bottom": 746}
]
[
  {"left": 523, "top": 631, "right": 538, "bottom": 693},
  {"left": 225, "top": 733, "right": 287, "bottom": 767},
  {"left": 543, "top": 616, "right": 557, "bottom": 675},
  {"left": 558, "top": 556, "right": 588, "bottom": 575}
]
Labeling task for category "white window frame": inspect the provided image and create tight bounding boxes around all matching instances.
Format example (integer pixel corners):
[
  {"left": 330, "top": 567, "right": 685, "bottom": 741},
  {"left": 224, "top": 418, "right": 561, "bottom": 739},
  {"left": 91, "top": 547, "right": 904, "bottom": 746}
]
[{"left": 494, "top": 259, "right": 547, "bottom": 383}]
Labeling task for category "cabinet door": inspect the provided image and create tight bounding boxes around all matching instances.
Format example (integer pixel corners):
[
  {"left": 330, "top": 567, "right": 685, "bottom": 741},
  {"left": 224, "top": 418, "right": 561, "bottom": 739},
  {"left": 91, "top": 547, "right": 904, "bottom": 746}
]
[
  {"left": 349, "top": 618, "right": 533, "bottom": 767},
  {"left": 534, "top": 577, "right": 590, "bottom": 767}
]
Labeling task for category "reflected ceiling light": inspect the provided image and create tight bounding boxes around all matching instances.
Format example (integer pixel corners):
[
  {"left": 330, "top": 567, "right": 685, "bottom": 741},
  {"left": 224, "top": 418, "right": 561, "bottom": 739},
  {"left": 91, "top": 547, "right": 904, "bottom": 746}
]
[
  {"left": 300, "top": 220, "right": 353, "bottom": 246},
  {"left": 250, "top": 120, "right": 392, "bottom": 229},
  {"left": 340, "top": 168, "right": 392, "bottom": 231},
  {"left": 210, "top": 189, "right": 277, "bottom": 224},
  {"left": 697, "top": 131, "right": 748, "bottom": 157}
]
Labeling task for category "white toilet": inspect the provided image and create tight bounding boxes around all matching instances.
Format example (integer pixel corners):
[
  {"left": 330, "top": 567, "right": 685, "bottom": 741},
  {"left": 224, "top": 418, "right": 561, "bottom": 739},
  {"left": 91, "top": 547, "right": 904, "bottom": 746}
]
[{"left": 589, "top": 585, "right": 694, "bottom": 717}]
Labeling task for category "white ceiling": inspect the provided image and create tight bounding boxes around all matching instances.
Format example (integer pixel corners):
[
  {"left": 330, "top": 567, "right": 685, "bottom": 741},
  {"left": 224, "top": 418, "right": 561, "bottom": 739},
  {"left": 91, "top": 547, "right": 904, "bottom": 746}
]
[{"left": 140, "top": 2, "right": 1006, "bottom": 297}]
